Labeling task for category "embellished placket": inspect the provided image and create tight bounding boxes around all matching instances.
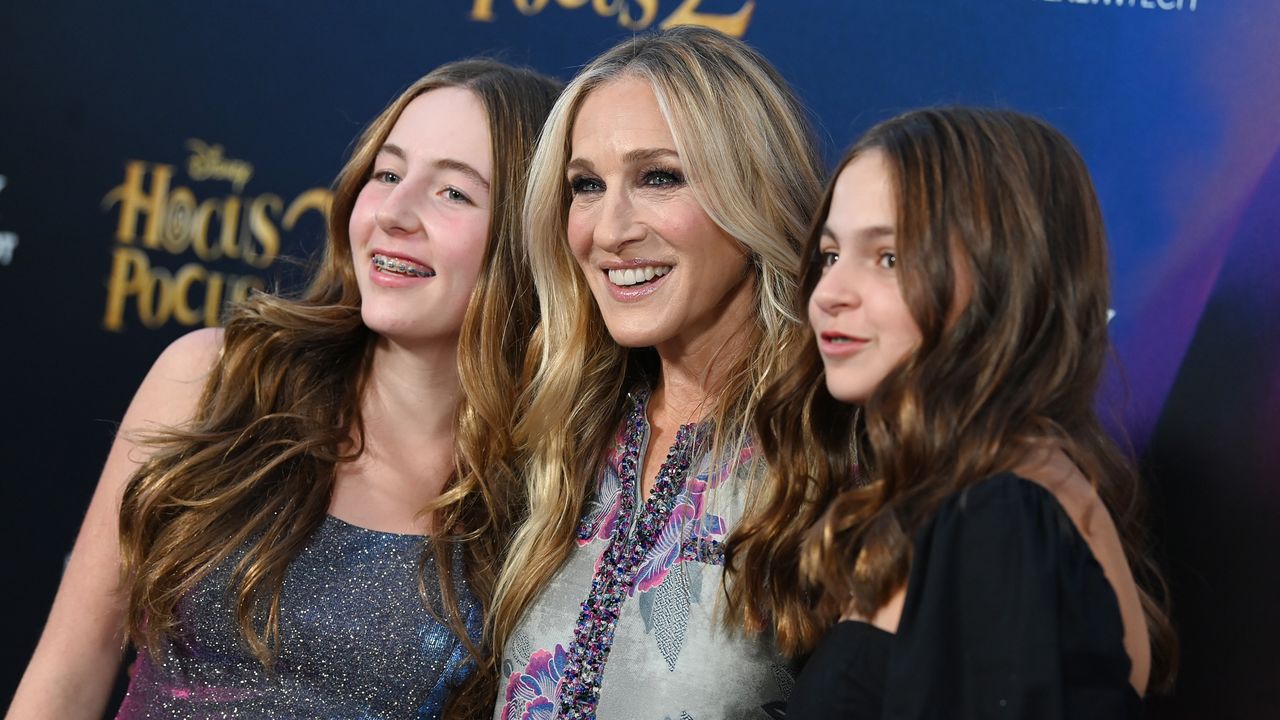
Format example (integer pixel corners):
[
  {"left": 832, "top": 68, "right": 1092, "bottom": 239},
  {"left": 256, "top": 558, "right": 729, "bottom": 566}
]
[{"left": 557, "top": 393, "right": 708, "bottom": 720}]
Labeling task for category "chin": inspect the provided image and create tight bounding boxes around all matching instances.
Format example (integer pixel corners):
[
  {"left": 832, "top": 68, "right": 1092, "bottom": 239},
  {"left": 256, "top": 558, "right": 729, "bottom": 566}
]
[
  {"left": 597, "top": 315, "right": 669, "bottom": 349},
  {"left": 823, "top": 376, "right": 869, "bottom": 405},
  {"left": 361, "top": 315, "right": 430, "bottom": 345},
  {"left": 604, "top": 331, "right": 661, "bottom": 349}
]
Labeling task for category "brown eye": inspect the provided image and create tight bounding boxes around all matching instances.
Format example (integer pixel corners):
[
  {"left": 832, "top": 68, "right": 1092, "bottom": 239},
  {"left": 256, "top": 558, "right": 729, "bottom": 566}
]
[{"left": 877, "top": 251, "right": 897, "bottom": 270}]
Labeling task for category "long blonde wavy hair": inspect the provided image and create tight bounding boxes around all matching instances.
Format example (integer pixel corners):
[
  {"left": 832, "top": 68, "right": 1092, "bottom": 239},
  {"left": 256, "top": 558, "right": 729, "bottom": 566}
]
[
  {"left": 486, "top": 26, "right": 824, "bottom": 670},
  {"left": 118, "top": 59, "right": 560, "bottom": 673}
]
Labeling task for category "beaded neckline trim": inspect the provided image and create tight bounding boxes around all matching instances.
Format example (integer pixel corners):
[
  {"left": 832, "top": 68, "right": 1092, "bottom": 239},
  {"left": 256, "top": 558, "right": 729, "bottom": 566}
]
[{"left": 557, "top": 390, "right": 706, "bottom": 719}]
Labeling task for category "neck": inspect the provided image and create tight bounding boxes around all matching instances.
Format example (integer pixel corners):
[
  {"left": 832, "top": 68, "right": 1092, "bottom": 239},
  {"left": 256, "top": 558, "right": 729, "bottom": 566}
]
[
  {"left": 650, "top": 279, "right": 755, "bottom": 426},
  {"left": 361, "top": 334, "right": 461, "bottom": 439},
  {"left": 329, "top": 333, "right": 461, "bottom": 534}
]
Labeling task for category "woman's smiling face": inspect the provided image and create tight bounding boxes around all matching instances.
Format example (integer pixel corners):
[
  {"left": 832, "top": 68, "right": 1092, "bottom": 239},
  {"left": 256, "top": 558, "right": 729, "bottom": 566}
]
[{"left": 565, "top": 76, "right": 754, "bottom": 353}]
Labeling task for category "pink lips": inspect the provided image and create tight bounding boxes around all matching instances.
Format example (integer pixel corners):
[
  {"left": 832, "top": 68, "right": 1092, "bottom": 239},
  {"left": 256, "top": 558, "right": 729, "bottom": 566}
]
[
  {"left": 817, "top": 330, "right": 869, "bottom": 357},
  {"left": 599, "top": 260, "right": 672, "bottom": 302}
]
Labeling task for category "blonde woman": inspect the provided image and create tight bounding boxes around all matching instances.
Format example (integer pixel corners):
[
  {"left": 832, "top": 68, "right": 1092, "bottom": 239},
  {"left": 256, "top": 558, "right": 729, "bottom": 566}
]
[
  {"left": 488, "top": 28, "right": 823, "bottom": 720},
  {"left": 8, "top": 60, "right": 558, "bottom": 719}
]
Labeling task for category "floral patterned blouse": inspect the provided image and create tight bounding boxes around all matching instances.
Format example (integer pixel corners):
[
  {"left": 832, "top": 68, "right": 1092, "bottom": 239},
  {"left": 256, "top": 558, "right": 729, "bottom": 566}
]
[{"left": 496, "top": 389, "right": 793, "bottom": 720}]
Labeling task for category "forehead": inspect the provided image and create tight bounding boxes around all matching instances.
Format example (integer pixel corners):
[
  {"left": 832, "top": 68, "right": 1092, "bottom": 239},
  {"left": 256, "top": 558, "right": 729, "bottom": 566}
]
[
  {"left": 826, "top": 150, "right": 896, "bottom": 239},
  {"left": 384, "top": 87, "right": 492, "bottom": 171},
  {"left": 570, "top": 76, "right": 675, "bottom": 157}
]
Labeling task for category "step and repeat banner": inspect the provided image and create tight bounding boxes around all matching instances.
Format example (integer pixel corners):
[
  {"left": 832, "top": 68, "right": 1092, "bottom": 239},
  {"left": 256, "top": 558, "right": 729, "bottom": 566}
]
[{"left": 1, "top": 2, "right": 1276, "bottom": 716}]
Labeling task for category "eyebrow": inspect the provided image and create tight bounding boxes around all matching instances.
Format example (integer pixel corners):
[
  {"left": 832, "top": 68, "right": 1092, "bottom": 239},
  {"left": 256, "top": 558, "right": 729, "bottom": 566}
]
[
  {"left": 377, "top": 144, "right": 490, "bottom": 190},
  {"left": 821, "top": 224, "right": 896, "bottom": 242},
  {"left": 435, "top": 158, "right": 490, "bottom": 190},
  {"left": 566, "top": 147, "right": 679, "bottom": 174}
]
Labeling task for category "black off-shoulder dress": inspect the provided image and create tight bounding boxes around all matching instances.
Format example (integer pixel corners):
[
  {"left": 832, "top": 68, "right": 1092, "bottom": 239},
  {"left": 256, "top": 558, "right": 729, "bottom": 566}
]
[{"left": 787, "top": 473, "right": 1143, "bottom": 719}]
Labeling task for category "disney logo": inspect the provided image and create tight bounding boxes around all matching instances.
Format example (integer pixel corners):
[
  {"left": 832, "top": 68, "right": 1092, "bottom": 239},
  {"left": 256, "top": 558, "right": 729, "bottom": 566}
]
[{"left": 185, "top": 139, "right": 254, "bottom": 193}]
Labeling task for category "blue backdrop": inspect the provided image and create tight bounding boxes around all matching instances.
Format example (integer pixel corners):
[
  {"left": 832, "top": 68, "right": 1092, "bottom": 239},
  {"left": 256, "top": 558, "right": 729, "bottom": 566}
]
[{"left": 2, "top": 1, "right": 1276, "bottom": 716}]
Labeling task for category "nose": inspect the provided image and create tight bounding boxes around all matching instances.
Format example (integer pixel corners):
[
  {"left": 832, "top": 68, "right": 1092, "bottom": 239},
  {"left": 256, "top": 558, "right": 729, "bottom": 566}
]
[
  {"left": 810, "top": 261, "right": 862, "bottom": 317},
  {"left": 374, "top": 182, "right": 424, "bottom": 237},
  {"left": 593, "top": 186, "right": 644, "bottom": 253}
]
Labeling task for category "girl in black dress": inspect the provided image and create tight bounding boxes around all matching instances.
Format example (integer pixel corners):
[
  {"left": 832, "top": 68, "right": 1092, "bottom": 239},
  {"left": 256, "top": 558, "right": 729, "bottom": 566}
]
[{"left": 739, "top": 108, "right": 1176, "bottom": 718}]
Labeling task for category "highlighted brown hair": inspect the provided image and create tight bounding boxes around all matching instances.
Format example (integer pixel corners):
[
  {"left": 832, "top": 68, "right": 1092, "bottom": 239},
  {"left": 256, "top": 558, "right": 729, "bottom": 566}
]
[
  {"left": 118, "top": 60, "right": 560, "bottom": 682},
  {"left": 737, "top": 107, "right": 1177, "bottom": 689}
]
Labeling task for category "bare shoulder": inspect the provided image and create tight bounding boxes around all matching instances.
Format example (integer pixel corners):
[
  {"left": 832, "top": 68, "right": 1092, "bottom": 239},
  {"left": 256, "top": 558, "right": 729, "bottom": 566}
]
[
  {"left": 124, "top": 327, "right": 224, "bottom": 433},
  {"left": 150, "top": 327, "right": 224, "bottom": 383},
  {"left": 4, "top": 332, "right": 226, "bottom": 716}
]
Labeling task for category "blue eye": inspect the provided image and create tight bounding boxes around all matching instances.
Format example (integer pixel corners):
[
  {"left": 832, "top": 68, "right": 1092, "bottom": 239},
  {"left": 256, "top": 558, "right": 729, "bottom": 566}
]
[
  {"left": 443, "top": 187, "right": 471, "bottom": 204},
  {"left": 642, "top": 168, "right": 683, "bottom": 188},
  {"left": 372, "top": 170, "right": 400, "bottom": 184},
  {"left": 817, "top": 250, "right": 838, "bottom": 269},
  {"left": 569, "top": 175, "right": 602, "bottom": 195}
]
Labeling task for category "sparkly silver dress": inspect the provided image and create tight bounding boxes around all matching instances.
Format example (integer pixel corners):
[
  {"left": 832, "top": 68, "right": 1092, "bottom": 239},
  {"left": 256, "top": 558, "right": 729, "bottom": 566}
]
[{"left": 116, "top": 515, "right": 480, "bottom": 719}]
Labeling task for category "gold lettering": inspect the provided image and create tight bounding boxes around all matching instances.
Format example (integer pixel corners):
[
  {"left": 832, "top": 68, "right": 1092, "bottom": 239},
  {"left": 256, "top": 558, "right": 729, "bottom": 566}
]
[
  {"left": 162, "top": 187, "right": 197, "bottom": 255},
  {"left": 204, "top": 272, "right": 226, "bottom": 327},
  {"left": 220, "top": 196, "right": 243, "bottom": 260},
  {"left": 137, "top": 265, "right": 175, "bottom": 329},
  {"left": 103, "top": 247, "right": 149, "bottom": 331},
  {"left": 592, "top": 0, "right": 623, "bottom": 16},
  {"left": 102, "top": 142, "right": 337, "bottom": 332},
  {"left": 660, "top": 0, "right": 754, "bottom": 37},
  {"left": 102, "top": 162, "right": 173, "bottom": 247},
  {"left": 190, "top": 198, "right": 223, "bottom": 261},
  {"left": 515, "top": 0, "right": 550, "bottom": 13},
  {"left": 283, "top": 188, "right": 332, "bottom": 231},
  {"left": 103, "top": 247, "right": 268, "bottom": 330},
  {"left": 245, "top": 194, "right": 283, "bottom": 269},
  {"left": 101, "top": 247, "right": 174, "bottom": 330},
  {"left": 470, "top": 0, "right": 496, "bottom": 21},
  {"left": 620, "top": 0, "right": 658, "bottom": 29},
  {"left": 173, "top": 263, "right": 209, "bottom": 326},
  {"left": 470, "top": 0, "right": 753, "bottom": 35}
]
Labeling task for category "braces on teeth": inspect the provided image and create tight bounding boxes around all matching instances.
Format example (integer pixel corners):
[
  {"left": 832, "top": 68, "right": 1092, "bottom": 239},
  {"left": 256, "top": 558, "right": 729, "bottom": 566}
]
[{"left": 373, "top": 255, "right": 434, "bottom": 277}]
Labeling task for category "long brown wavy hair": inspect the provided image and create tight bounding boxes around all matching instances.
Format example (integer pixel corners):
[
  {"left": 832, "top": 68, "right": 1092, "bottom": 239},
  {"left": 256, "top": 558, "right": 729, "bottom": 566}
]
[
  {"left": 118, "top": 60, "right": 560, "bottom": 680},
  {"left": 485, "top": 26, "right": 823, "bottom": 695},
  {"left": 738, "top": 107, "right": 1177, "bottom": 689}
]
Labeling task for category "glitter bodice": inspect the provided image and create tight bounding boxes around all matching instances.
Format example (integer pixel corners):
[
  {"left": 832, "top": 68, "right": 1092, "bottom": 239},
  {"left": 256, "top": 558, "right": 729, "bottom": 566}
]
[{"left": 117, "top": 515, "right": 480, "bottom": 720}]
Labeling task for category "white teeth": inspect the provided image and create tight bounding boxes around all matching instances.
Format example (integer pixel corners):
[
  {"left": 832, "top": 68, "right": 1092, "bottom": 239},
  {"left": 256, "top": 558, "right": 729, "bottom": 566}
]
[
  {"left": 607, "top": 265, "right": 672, "bottom": 287},
  {"left": 372, "top": 253, "right": 434, "bottom": 278}
]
